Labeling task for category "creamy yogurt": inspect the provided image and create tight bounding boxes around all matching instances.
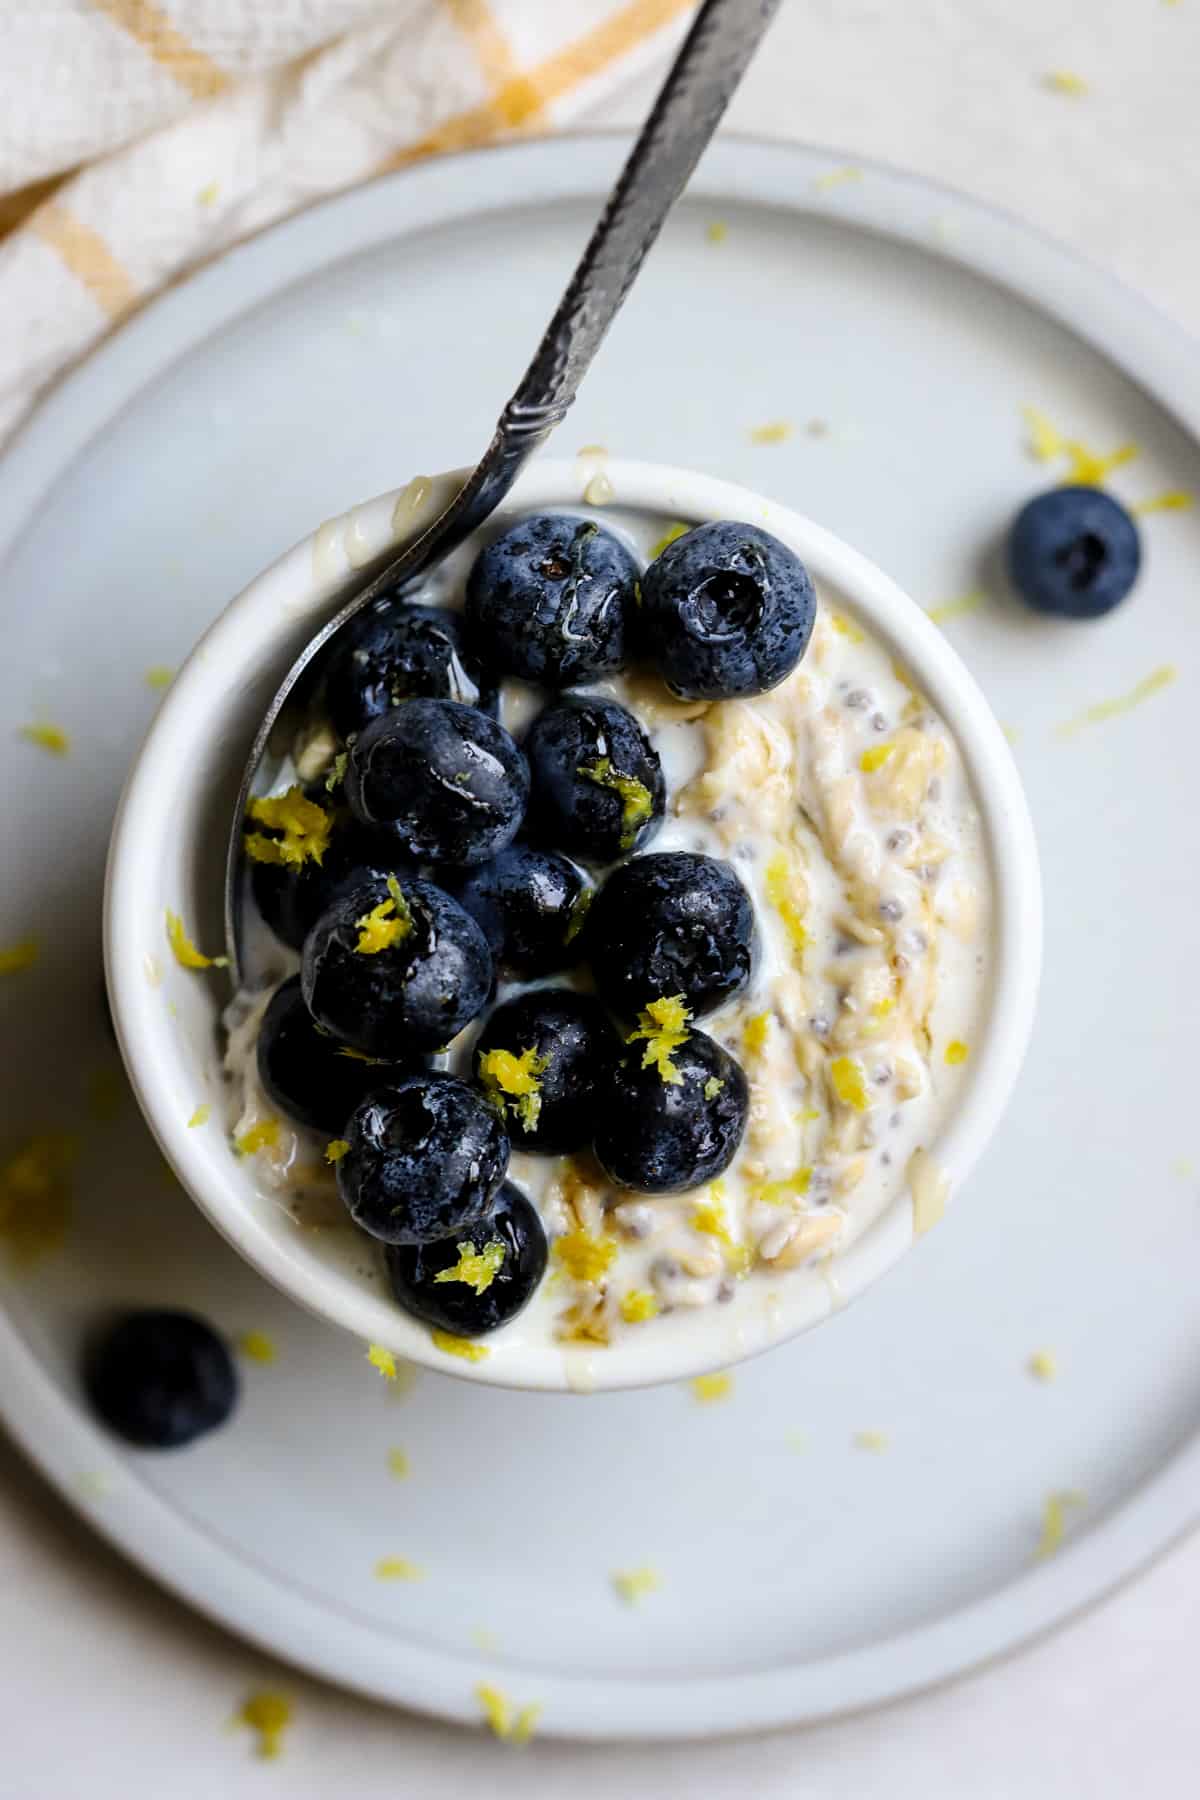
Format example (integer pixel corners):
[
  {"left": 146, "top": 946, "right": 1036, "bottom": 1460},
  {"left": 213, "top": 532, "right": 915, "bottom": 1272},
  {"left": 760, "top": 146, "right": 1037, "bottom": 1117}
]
[{"left": 224, "top": 499, "right": 990, "bottom": 1359}]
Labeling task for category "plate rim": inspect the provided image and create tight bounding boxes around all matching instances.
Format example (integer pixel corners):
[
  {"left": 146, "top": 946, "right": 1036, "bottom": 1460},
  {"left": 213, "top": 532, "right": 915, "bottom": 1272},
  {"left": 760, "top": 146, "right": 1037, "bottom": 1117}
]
[{"left": 1, "top": 129, "right": 1198, "bottom": 1739}]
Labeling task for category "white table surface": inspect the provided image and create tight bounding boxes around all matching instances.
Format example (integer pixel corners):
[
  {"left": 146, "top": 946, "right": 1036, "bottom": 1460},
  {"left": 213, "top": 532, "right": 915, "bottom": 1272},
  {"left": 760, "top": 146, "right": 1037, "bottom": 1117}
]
[{"left": 4, "top": 2, "right": 1200, "bottom": 1792}]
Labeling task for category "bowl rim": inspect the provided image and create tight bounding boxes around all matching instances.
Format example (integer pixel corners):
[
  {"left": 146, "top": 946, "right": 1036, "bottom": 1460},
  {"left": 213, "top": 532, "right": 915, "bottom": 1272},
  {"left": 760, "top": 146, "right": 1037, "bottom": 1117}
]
[{"left": 105, "top": 456, "right": 1042, "bottom": 1392}]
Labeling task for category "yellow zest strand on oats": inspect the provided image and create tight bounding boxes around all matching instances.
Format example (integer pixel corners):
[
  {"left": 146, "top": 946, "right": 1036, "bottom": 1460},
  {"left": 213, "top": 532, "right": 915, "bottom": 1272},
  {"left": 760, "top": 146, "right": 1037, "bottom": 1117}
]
[
  {"left": 234, "top": 1691, "right": 292, "bottom": 1760},
  {"left": 648, "top": 520, "right": 690, "bottom": 559},
  {"left": 553, "top": 1226, "right": 617, "bottom": 1284},
  {"left": 1035, "top": 1490, "right": 1086, "bottom": 1558},
  {"left": 325, "top": 1138, "right": 350, "bottom": 1163},
  {"left": 829, "top": 1055, "right": 869, "bottom": 1112},
  {"left": 237, "top": 1331, "right": 276, "bottom": 1365},
  {"left": 477, "top": 1045, "right": 548, "bottom": 1132},
  {"left": 165, "top": 910, "right": 228, "bottom": 970},
  {"left": 742, "top": 1010, "right": 770, "bottom": 1056},
  {"left": 243, "top": 785, "right": 331, "bottom": 868},
  {"left": 750, "top": 1166, "right": 812, "bottom": 1205},
  {"left": 235, "top": 1119, "right": 279, "bottom": 1155},
  {"left": 577, "top": 757, "right": 653, "bottom": 851},
  {"left": 859, "top": 741, "right": 895, "bottom": 774},
  {"left": 20, "top": 722, "right": 69, "bottom": 755},
  {"left": 620, "top": 1289, "right": 660, "bottom": 1324},
  {"left": 366, "top": 1342, "right": 397, "bottom": 1380},
  {"left": 830, "top": 611, "right": 865, "bottom": 643},
  {"left": 431, "top": 1328, "right": 489, "bottom": 1362},
  {"left": 944, "top": 1040, "right": 970, "bottom": 1066},
  {"left": 611, "top": 1566, "right": 662, "bottom": 1606},
  {"left": 690, "top": 1371, "right": 734, "bottom": 1404},
  {"left": 0, "top": 1134, "right": 75, "bottom": 1265},
  {"left": 0, "top": 939, "right": 38, "bottom": 975},
  {"left": 627, "top": 994, "right": 692, "bottom": 1085},
  {"left": 748, "top": 420, "right": 794, "bottom": 445},
  {"left": 765, "top": 852, "right": 806, "bottom": 961},
  {"left": 354, "top": 873, "right": 413, "bottom": 954},
  {"left": 475, "top": 1683, "right": 540, "bottom": 1745},
  {"left": 691, "top": 1185, "right": 751, "bottom": 1273},
  {"left": 434, "top": 1238, "right": 506, "bottom": 1296},
  {"left": 187, "top": 1104, "right": 210, "bottom": 1128},
  {"left": 375, "top": 1556, "right": 423, "bottom": 1581},
  {"left": 1056, "top": 664, "right": 1176, "bottom": 737}
]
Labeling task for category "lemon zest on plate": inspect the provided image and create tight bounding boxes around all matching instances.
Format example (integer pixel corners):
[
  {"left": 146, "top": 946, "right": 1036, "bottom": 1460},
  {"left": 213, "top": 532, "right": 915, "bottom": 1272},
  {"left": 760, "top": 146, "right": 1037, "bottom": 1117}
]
[
  {"left": 165, "top": 910, "right": 228, "bottom": 970},
  {"left": 431, "top": 1328, "right": 489, "bottom": 1362},
  {"left": 20, "top": 721, "right": 69, "bottom": 755},
  {"left": 234, "top": 1690, "right": 292, "bottom": 1760},
  {"left": 689, "top": 1371, "right": 733, "bottom": 1405}
]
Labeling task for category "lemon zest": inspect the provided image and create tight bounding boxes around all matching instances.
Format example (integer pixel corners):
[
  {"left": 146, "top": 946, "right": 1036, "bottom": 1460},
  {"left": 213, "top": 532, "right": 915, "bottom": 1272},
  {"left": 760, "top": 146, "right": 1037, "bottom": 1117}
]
[
  {"left": 386, "top": 1447, "right": 410, "bottom": 1478},
  {"left": 859, "top": 741, "right": 895, "bottom": 774},
  {"left": 830, "top": 1055, "right": 869, "bottom": 1111},
  {"left": 325, "top": 1137, "right": 350, "bottom": 1163},
  {"left": 1035, "top": 1489, "right": 1087, "bottom": 1559},
  {"left": 243, "top": 785, "right": 331, "bottom": 867},
  {"left": 813, "top": 164, "right": 864, "bottom": 190},
  {"left": 553, "top": 1226, "right": 617, "bottom": 1285},
  {"left": 1044, "top": 69, "right": 1088, "bottom": 95},
  {"left": 691, "top": 1187, "right": 751, "bottom": 1273},
  {"left": 434, "top": 1237, "right": 506, "bottom": 1296},
  {"left": 144, "top": 665, "right": 174, "bottom": 689},
  {"left": 235, "top": 1119, "right": 279, "bottom": 1155},
  {"left": 165, "top": 910, "right": 228, "bottom": 970},
  {"left": 765, "top": 851, "right": 806, "bottom": 961},
  {"left": 564, "top": 884, "right": 593, "bottom": 943},
  {"left": 375, "top": 1556, "right": 423, "bottom": 1581},
  {"left": 234, "top": 1691, "right": 292, "bottom": 1760},
  {"left": 0, "top": 939, "right": 38, "bottom": 975},
  {"left": 1134, "top": 490, "right": 1193, "bottom": 516},
  {"left": 187, "top": 1104, "right": 210, "bottom": 1128},
  {"left": 853, "top": 1429, "right": 890, "bottom": 1453},
  {"left": 748, "top": 420, "right": 794, "bottom": 445},
  {"left": 611, "top": 1566, "right": 662, "bottom": 1606},
  {"left": 475, "top": 1683, "right": 540, "bottom": 1744},
  {"left": 353, "top": 874, "right": 413, "bottom": 954},
  {"left": 743, "top": 1010, "right": 771, "bottom": 1056},
  {"left": 366, "top": 1342, "right": 398, "bottom": 1380},
  {"left": 620, "top": 1289, "right": 660, "bottom": 1324},
  {"left": 945, "top": 1039, "right": 970, "bottom": 1066},
  {"left": 1024, "top": 405, "right": 1064, "bottom": 462},
  {"left": 237, "top": 1331, "right": 276, "bottom": 1365},
  {"left": 1061, "top": 439, "right": 1137, "bottom": 485},
  {"left": 20, "top": 722, "right": 69, "bottom": 755},
  {"left": 325, "top": 750, "right": 349, "bottom": 791},
  {"left": 577, "top": 757, "right": 653, "bottom": 850},
  {"left": 627, "top": 994, "right": 692, "bottom": 1086},
  {"left": 705, "top": 220, "right": 727, "bottom": 244},
  {"left": 690, "top": 1371, "right": 734, "bottom": 1405},
  {"left": 927, "top": 588, "right": 986, "bottom": 626},
  {"left": 431, "top": 1328, "right": 489, "bottom": 1362},
  {"left": 703, "top": 1076, "right": 724, "bottom": 1101},
  {"left": 0, "top": 1134, "right": 75, "bottom": 1265},
  {"left": 477, "top": 1045, "right": 548, "bottom": 1132},
  {"left": 1028, "top": 1349, "right": 1058, "bottom": 1382},
  {"left": 648, "top": 520, "right": 690, "bottom": 559},
  {"left": 1056, "top": 664, "right": 1176, "bottom": 737},
  {"left": 750, "top": 1166, "right": 812, "bottom": 1206},
  {"left": 830, "top": 611, "right": 865, "bottom": 643}
]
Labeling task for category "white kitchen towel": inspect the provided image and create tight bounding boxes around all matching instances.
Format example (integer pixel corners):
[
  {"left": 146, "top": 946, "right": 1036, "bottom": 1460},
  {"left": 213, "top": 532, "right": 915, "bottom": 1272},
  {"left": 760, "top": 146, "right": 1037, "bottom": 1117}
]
[{"left": 0, "top": 0, "right": 696, "bottom": 448}]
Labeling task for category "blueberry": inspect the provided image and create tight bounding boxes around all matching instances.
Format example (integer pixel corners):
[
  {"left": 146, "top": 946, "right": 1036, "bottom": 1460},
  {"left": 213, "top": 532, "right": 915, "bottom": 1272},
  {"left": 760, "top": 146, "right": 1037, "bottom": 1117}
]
[
  {"left": 443, "top": 845, "right": 591, "bottom": 979},
  {"left": 337, "top": 1073, "right": 509, "bottom": 1244},
  {"left": 249, "top": 783, "right": 415, "bottom": 952},
  {"left": 301, "top": 873, "right": 492, "bottom": 1057},
  {"left": 256, "top": 975, "right": 421, "bottom": 1134},
  {"left": 639, "top": 521, "right": 816, "bottom": 699},
  {"left": 524, "top": 697, "right": 664, "bottom": 866},
  {"left": 473, "top": 989, "right": 620, "bottom": 1153},
  {"left": 594, "top": 1025, "right": 748, "bottom": 1193},
  {"left": 85, "top": 1310, "right": 237, "bottom": 1449},
  {"left": 585, "top": 852, "right": 755, "bottom": 1022},
  {"left": 465, "top": 512, "right": 638, "bottom": 687},
  {"left": 345, "top": 698, "right": 529, "bottom": 867},
  {"left": 385, "top": 1180, "right": 546, "bottom": 1335},
  {"left": 1008, "top": 486, "right": 1141, "bottom": 618},
  {"left": 323, "top": 596, "right": 493, "bottom": 741}
]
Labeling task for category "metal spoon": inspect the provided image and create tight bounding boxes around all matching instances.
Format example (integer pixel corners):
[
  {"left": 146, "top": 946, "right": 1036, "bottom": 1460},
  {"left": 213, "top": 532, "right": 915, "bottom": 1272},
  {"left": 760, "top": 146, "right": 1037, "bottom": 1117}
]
[{"left": 226, "top": 0, "right": 782, "bottom": 985}]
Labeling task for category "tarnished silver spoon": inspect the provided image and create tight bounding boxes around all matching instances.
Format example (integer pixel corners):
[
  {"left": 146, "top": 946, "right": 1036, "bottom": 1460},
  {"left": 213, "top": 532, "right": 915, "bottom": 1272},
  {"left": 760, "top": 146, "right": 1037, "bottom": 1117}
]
[{"left": 225, "top": 0, "right": 781, "bottom": 986}]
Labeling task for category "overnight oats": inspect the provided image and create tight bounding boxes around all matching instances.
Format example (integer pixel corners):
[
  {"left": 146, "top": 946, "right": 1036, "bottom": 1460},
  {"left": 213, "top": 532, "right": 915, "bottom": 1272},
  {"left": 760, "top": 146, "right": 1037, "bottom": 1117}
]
[{"left": 222, "top": 497, "right": 990, "bottom": 1363}]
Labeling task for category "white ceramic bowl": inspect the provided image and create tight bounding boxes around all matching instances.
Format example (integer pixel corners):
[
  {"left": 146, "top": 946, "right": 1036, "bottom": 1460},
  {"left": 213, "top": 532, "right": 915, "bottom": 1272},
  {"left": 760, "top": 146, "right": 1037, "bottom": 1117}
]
[{"left": 105, "top": 459, "right": 1041, "bottom": 1392}]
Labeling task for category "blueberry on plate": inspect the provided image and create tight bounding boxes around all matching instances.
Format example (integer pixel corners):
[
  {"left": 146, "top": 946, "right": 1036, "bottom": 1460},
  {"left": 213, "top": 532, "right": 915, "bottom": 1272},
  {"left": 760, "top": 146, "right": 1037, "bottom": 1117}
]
[
  {"left": 1008, "top": 486, "right": 1141, "bottom": 619},
  {"left": 385, "top": 1180, "right": 547, "bottom": 1335},
  {"left": 337, "top": 1073, "right": 509, "bottom": 1244},
  {"left": 85, "top": 1310, "right": 237, "bottom": 1449},
  {"left": 443, "top": 845, "right": 591, "bottom": 979},
  {"left": 248, "top": 783, "right": 415, "bottom": 952},
  {"left": 465, "top": 512, "right": 638, "bottom": 687},
  {"left": 524, "top": 696, "right": 664, "bottom": 865},
  {"left": 473, "top": 988, "right": 620, "bottom": 1154},
  {"left": 586, "top": 851, "right": 755, "bottom": 1022},
  {"left": 301, "top": 873, "right": 492, "bottom": 1057},
  {"left": 323, "top": 595, "right": 493, "bottom": 741},
  {"left": 256, "top": 975, "right": 422, "bottom": 1135},
  {"left": 640, "top": 520, "right": 816, "bottom": 699},
  {"left": 593, "top": 1013, "right": 748, "bottom": 1192},
  {"left": 345, "top": 697, "right": 529, "bottom": 867}
]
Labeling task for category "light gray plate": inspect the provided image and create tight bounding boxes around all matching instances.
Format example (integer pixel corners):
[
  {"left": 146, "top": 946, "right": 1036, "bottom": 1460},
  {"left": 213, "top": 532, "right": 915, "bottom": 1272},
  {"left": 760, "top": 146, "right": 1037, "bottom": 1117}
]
[{"left": 0, "top": 136, "right": 1197, "bottom": 1740}]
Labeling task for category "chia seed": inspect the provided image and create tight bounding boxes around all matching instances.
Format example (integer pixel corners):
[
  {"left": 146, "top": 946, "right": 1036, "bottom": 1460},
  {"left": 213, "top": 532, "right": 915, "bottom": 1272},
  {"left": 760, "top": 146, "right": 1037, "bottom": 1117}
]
[
  {"left": 879, "top": 897, "right": 905, "bottom": 922},
  {"left": 845, "top": 688, "right": 870, "bottom": 710},
  {"left": 886, "top": 828, "right": 911, "bottom": 853},
  {"left": 871, "top": 712, "right": 888, "bottom": 732}
]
